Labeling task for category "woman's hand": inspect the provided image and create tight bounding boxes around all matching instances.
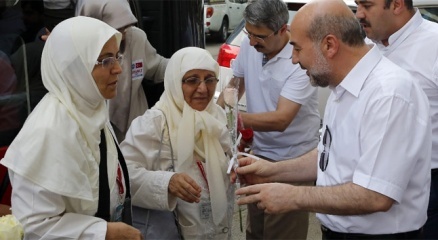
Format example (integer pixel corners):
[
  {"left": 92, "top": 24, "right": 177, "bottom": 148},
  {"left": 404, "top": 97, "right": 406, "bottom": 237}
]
[
  {"left": 106, "top": 222, "right": 143, "bottom": 240},
  {"left": 168, "top": 173, "right": 202, "bottom": 203}
]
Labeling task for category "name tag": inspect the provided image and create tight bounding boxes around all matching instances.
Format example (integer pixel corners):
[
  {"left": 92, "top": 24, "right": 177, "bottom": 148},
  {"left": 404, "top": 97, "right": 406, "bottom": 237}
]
[
  {"left": 200, "top": 201, "right": 212, "bottom": 220},
  {"left": 131, "top": 59, "right": 144, "bottom": 80}
]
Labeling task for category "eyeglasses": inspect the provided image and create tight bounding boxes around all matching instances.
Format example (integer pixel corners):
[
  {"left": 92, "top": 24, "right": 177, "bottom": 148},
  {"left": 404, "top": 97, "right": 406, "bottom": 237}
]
[
  {"left": 95, "top": 54, "right": 124, "bottom": 69},
  {"left": 182, "top": 76, "right": 219, "bottom": 87},
  {"left": 242, "top": 28, "right": 278, "bottom": 43},
  {"left": 319, "top": 125, "right": 332, "bottom": 172}
]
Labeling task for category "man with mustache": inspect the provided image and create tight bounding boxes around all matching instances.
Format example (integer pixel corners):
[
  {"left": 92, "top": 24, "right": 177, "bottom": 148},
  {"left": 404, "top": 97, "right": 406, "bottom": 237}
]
[
  {"left": 233, "top": 0, "right": 431, "bottom": 239},
  {"left": 355, "top": 1, "right": 438, "bottom": 238},
  {"left": 217, "top": 0, "right": 320, "bottom": 239}
]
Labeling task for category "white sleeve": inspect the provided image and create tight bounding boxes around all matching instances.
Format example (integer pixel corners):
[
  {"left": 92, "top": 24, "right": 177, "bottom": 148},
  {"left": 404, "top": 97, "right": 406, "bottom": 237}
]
[
  {"left": 10, "top": 172, "right": 107, "bottom": 240},
  {"left": 130, "top": 27, "right": 168, "bottom": 83},
  {"left": 121, "top": 111, "right": 177, "bottom": 211}
]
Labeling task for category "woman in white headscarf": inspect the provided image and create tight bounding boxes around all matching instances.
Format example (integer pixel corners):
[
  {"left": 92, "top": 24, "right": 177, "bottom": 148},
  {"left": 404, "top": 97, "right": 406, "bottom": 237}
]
[
  {"left": 1, "top": 16, "right": 142, "bottom": 239},
  {"left": 121, "top": 47, "right": 234, "bottom": 239},
  {"left": 76, "top": 0, "right": 169, "bottom": 142}
]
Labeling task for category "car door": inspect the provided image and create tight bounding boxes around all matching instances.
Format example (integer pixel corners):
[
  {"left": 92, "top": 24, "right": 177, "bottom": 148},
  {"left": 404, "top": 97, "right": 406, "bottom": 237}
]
[{"left": 227, "top": 0, "right": 247, "bottom": 30}]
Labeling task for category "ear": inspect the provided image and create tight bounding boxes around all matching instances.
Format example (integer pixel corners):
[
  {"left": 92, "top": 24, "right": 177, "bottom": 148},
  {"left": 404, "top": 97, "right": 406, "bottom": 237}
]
[
  {"left": 392, "top": 0, "right": 404, "bottom": 14},
  {"left": 279, "top": 24, "right": 288, "bottom": 34},
  {"left": 322, "top": 34, "right": 338, "bottom": 59}
]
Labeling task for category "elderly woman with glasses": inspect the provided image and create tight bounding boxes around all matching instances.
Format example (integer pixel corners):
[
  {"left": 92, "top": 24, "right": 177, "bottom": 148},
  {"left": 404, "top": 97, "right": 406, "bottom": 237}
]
[
  {"left": 121, "top": 47, "right": 235, "bottom": 239},
  {"left": 1, "top": 16, "right": 142, "bottom": 239}
]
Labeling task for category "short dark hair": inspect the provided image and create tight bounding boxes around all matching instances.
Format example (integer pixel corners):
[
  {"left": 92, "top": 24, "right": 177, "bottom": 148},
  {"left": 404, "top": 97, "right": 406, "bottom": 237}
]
[
  {"left": 307, "top": 13, "right": 365, "bottom": 47},
  {"left": 384, "top": 0, "right": 413, "bottom": 10}
]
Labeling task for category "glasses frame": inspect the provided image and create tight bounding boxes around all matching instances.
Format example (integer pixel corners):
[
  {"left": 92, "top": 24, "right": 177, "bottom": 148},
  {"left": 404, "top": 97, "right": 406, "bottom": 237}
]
[
  {"left": 319, "top": 125, "right": 332, "bottom": 172},
  {"left": 242, "top": 27, "right": 279, "bottom": 43},
  {"left": 182, "top": 76, "right": 219, "bottom": 87},
  {"left": 95, "top": 54, "right": 124, "bottom": 69}
]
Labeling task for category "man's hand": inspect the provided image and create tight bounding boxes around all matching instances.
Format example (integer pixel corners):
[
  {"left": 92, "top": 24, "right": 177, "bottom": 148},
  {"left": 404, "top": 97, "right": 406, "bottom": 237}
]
[
  {"left": 168, "top": 173, "right": 202, "bottom": 203},
  {"left": 236, "top": 183, "right": 297, "bottom": 214},
  {"left": 106, "top": 222, "right": 143, "bottom": 240},
  {"left": 231, "top": 157, "right": 275, "bottom": 185}
]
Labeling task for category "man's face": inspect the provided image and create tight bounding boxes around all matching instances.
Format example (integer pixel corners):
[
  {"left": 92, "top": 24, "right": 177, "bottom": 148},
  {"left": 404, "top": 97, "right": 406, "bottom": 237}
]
[
  {"left": 289, "top": 23, "right": 331, "bottom": 87},
  {"left": 244, "top": 22, "right": 281, "bottom": 55},
  {"left": 355, "top": 0, "right": 394, "bottom": 42}
]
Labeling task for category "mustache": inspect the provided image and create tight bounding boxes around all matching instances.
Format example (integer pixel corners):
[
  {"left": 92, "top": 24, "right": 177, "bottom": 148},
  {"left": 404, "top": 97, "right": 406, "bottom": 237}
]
[{"left": 359, "top": 19, "right": 370, "bottom": 26}]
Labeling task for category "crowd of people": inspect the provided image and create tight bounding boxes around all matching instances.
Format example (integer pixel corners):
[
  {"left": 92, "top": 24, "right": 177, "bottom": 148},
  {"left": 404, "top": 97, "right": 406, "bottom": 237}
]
[{"left": 1, "top": 0, "right": 438, "bottom": 239}]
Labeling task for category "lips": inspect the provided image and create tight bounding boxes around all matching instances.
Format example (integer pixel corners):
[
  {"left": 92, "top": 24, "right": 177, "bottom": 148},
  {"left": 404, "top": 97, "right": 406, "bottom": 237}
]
[{"left": 108, "top": 80, "right": 117, "bottom": 86}]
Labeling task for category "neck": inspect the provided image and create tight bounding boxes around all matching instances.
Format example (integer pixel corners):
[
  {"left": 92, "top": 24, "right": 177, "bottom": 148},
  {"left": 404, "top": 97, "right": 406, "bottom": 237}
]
[{"left": 266, "top": 33, "right": 289, "bottom": 60}]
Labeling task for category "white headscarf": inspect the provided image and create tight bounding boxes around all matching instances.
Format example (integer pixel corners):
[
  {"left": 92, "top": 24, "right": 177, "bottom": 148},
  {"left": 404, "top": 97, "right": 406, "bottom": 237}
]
[
  {"left": 75, "top": 0, "right": 137, "bottom": 30},
  {"left": 1, "top": 17, "right": 121, "bottom": 204},
  {"left": 153, "top": 47, "right": 231, "bottom": 225}
]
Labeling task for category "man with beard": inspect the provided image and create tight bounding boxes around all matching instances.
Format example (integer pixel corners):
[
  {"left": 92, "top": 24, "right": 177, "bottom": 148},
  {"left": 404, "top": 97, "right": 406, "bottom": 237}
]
[
  {"left": 355, "top": 1, "right": 438, "bottom": 238},
  {"left": 217, "top": 0, "right": 320, "bottom": 239},
  {"left": 232, "top": 0, "right": 431, "bottom": 239}
]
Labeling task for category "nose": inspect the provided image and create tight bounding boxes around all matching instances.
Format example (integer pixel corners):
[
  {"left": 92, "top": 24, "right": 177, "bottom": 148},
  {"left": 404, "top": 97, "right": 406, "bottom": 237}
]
[
  {"left": 249, "top": 36, "right": 258, "bottom": 46},
  {"left": 355, "top": 6, "right": 364, "bottom": 19},
  {"left": 291, "top": 52, "right": 299, "bottom": 65},
  {"left": 112, "top": 60, "right": 123, "bottom": 74},
  {"left": 196, "top": 81, "right": 208, "bottom": 93}
]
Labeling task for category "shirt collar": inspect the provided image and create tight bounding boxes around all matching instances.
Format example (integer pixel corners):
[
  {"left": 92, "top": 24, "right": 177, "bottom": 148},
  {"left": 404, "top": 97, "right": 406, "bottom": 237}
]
[
  {"left": 335, "top": 44, "right": 382, "bottom": 99},
  {"left": 373, "top": 8, "right": 423, "bottom": 50}
]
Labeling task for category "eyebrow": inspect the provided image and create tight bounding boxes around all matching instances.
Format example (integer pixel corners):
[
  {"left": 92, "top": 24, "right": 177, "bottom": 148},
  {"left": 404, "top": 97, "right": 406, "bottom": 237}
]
[
  {"left": 289, "top": 41, "right": 296, "bottom": 46},
  {"left": 97, "top": 51, "right": 119, "bottom": 59}
]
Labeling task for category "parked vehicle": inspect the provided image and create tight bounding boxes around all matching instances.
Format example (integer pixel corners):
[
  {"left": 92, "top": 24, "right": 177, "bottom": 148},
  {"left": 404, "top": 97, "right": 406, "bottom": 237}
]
[
  {"left": 215, "top": 0, "right": 438, "bottom": 116},
  {"left": 204, "top": 0, "right": 248, "bottom": 42}
]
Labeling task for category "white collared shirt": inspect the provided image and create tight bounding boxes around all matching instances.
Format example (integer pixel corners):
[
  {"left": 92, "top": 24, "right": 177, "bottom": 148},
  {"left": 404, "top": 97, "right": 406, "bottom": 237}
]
[
  {"left": 371, "top": 9, "right": 438, "bottom": 169},
  {"left": 316, "top": 45, "right": 431, "bottom": 234},
  {"left": 232, "top": 37, "right": 320, "bottom": 160}
]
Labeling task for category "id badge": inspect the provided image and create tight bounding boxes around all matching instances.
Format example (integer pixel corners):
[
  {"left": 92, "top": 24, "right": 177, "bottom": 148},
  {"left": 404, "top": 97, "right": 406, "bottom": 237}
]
[
  {"left": 114, "top": 203, "right": 124, "bottom": 222},
  {"left": 200, "top": 201, "right": 212, "bottom": 220}
]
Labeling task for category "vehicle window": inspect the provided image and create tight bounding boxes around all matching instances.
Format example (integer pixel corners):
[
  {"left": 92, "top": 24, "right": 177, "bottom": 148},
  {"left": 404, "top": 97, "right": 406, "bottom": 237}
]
[{"left": 420, "top": 7, "right": 438, "bottom": 23}]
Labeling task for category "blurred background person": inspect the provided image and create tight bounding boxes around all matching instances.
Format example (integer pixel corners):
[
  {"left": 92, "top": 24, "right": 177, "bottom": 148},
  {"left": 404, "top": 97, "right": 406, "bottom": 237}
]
[{"left": 76, "top": 0, "right": 169, "bottom": 142}]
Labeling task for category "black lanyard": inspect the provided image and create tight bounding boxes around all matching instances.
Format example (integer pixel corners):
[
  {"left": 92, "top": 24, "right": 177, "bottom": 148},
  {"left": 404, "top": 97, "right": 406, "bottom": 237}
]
[{"left": 95, "top": 129, "right": 131, "bottom": 223}]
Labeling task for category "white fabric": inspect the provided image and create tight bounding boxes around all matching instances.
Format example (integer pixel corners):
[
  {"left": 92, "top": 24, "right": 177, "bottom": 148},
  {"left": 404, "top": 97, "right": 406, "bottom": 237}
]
[
  {"left": 1, "top": 16, "right": 124, "bottom": 238},
  {"left": 76, "top": 0, "right": 169, "bottom": 141},
  {"left": 122, "top": 47, "right": 232, "bottom": 230},
  {"left": 232, "top": 37, "right": 320, "bottom": 160},
  {"left": 75, "top": 0, "right": 137, "bottom": 30},
  {"left": 316, "top": 45, "right": 431, "bottom": 234},
  {"left": 109, "top": 26, "right": 168, "bottom": 141},
  {"left": 44, "top": 0, "right": 76, "bottom": 10},
  {"left": 122, "top": 109, "right": 234, "bottom": 239},
  {"left": 369, "top": 9, "right": 438, "bottom": 169}
]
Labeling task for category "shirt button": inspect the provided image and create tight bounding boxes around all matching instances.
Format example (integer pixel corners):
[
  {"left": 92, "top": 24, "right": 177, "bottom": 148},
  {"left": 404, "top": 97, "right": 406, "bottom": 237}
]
[{"left": 222, "top": 227, "right": 229, "bottom": 233}]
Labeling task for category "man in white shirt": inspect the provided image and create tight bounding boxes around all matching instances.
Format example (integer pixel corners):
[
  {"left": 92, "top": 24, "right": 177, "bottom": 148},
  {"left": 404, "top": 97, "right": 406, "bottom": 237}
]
[
  {"left": 217, "top": 0, "right": 320, "bottom": 238},
  {"left": 355, "top": 1, "right": 438, "bottom": 238},
  {"left": 233, "top": 0, "right": 431, "bottom": 238}
]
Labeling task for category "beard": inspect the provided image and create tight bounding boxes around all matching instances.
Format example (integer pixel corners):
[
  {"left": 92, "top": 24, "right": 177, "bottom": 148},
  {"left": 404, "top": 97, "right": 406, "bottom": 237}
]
[{"left": 308, "top": 48, "right": 331, "bottom": 88}]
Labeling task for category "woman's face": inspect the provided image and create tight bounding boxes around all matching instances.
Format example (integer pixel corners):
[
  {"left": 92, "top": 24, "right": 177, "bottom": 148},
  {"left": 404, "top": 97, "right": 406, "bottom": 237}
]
[
  {"left": 92, "top": 36, "right": 122, "bottom": 99},
  {"left": 182, "top": 69, "right": 218, "bottom": 111}
]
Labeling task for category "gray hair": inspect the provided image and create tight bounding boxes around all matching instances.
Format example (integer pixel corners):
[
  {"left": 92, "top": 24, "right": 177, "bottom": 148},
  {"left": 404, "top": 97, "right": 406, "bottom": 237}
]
[
  {"left": 307, "top": 13, "right": 365, "bottom": 47},
  {"left": 243, "top": 0, "right": 289, "bottom": 32}
]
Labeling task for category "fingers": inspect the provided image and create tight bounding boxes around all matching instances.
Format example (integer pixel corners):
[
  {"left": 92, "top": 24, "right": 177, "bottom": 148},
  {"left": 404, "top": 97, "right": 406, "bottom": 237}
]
[
  {"left": 235, "top": 185, "right": 261, "bottom": 205},
  {"left": 169, "top": 173, "right": 201, "bottom": 203}
]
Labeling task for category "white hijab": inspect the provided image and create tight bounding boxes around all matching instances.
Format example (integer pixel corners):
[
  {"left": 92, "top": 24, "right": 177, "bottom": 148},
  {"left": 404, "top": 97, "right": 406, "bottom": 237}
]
[
  {"left": 75, "top": 0, "right": 137, "bottom": 30},
  {"left": 153, "top": 47, "right": 231, "bottom": 225},
  {"left": 2, "top": 17, "right": 122, "bottom": 204}
]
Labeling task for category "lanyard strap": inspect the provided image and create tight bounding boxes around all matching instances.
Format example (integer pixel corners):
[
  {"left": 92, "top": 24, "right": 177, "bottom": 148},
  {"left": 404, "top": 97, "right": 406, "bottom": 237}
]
[
  {"left": 95, "top": 129, "right": 131, "bottom": 222},
  {"left": 196, "top": 161, "right": 209, "bottom": 191},
  {"left": 95, "top": 129, "right": 110, "bottom": 221}
]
